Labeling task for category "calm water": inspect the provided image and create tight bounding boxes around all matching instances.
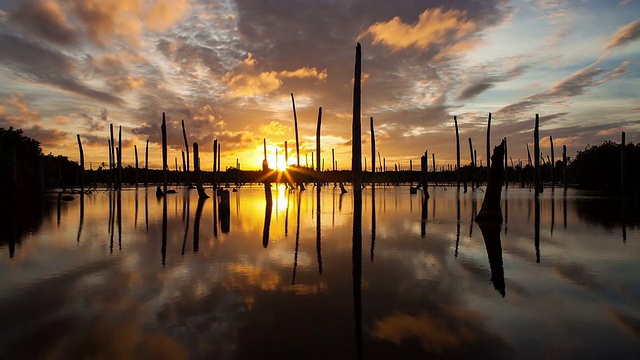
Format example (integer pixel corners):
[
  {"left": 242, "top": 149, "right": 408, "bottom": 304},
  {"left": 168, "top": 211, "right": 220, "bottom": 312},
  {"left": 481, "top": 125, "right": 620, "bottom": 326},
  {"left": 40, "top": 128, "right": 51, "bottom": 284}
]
[{"left": 1, "top": 185, "right": 639, "bottom": 359}]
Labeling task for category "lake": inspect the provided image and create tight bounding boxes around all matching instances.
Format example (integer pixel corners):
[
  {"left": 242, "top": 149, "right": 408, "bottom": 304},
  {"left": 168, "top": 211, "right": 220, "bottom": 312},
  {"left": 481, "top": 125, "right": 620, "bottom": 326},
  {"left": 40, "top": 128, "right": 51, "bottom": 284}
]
[{"left": 1, "top": 185, "right": 639, "bottom": 359}]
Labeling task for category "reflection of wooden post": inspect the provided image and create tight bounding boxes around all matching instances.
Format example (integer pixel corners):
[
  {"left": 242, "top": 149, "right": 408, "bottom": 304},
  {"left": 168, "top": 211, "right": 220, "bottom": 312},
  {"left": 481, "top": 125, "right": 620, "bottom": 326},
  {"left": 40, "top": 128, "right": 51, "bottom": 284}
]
[
  {"left": 534, "top": 114, "right": 542, "bottom": 194},
  {"left": 193, "top": 142, "right": 209, "bottom": 198},
  {"left": 370, "top": 117, "right": 375, "bottom": 187},
  {"left": 161, "top": 112, "right": 168, "bottom": 193},
  {"left": 563, "top": 145, "right": 567, "bottom": 190},
  {"left": 454, "top": 116, "right": 461, "bottom": 189},
  {"left": 77, "top": 135, "right": 84, "bottom": 192},
  {"left": 352, "top": 43, "right": 362, "bottom": 198}
]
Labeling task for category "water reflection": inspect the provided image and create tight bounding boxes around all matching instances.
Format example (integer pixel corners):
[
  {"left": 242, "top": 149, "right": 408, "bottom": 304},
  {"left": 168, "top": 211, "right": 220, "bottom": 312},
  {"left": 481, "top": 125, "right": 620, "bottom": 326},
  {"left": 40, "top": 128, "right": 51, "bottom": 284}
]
[{"left": 0, "top": 187, "right": 639, "bottom": 358}]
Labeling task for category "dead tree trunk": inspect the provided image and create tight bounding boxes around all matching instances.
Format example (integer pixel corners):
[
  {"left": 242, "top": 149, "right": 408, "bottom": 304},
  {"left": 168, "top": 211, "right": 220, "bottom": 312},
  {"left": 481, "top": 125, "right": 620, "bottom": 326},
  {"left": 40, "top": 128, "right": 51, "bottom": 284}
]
[
  {"left": 550, "top": 135, "right": 555, "bottom": 190},
  {"left": 370, "top": 117, "right": 376, "bottom": 187},
  {"left": 192, "top": 142, "right": 209, "bottom": 198},
  {"left": 213, "top": 139, "right": 218, "bottom": 191},
  {"left": 161, "top": 112, "right": 168, "bottom": 193},
  {"left": 316, "top": 107, "right": 322, "bottom": 186},
  {"left": 563, "top": 145, "right": 567, "bottom": 190},
  {"left": 469, "top": 137, "right": 475, "bottom": 190},
  {"left": 486, "top": 112, "right": 492, "bottom": 181},
  {"left": 144, "top": 139, "right": 149, "bottom": 188},
  {"left": 534, "top": 114, "right": 542, "bottom": 194},
  {"left": 77, "top": 135, "right": 84, "bottom": 192},
  {"left": 352, "top": 43, "right": 363, "bottom": 198},
  {"left": 134, "top": 145, "right": 139, "bottom": 188},
  {"left": 455, "top": 116, "right": 461, "bottom": 190},
  {"left": 117, "top": 126, "right": 122, "bottom": 190},
  {"left": 475, "top": 140, "right": 506, "bottom": 224}
]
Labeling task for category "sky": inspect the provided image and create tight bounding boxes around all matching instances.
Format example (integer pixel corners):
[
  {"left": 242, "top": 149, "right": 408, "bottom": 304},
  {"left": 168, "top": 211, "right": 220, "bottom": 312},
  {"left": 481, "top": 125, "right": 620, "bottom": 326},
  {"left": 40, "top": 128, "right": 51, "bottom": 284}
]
[{"left": 0, "top": 0, "right": 639, "bottom": 171}]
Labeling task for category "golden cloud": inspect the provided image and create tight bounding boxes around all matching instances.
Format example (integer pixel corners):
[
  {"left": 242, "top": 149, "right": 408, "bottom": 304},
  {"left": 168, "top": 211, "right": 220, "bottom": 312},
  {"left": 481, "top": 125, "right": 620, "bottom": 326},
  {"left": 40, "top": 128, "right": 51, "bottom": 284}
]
[
  {"left": 259, "top": 121, "right": 289, "bottom": 136},
  {"left": 360, "top": 8, "right": 476, "bottom": 52},
  {"left": 107, "top": 75, "right": 145, "bottom": 91},
  {"left": 146, "top": 0, "right": 190, "bottom": 31}
]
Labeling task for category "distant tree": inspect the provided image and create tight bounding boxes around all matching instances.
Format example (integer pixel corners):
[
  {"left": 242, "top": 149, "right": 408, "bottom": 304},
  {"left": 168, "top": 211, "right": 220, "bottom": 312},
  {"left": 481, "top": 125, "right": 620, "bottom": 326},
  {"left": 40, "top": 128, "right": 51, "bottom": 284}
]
[
  {"left": 568, "top": 140, "right": 639, "bottom": 191},
  {"left": 0, "top": 127, "right": 43, "bottom": 195}
]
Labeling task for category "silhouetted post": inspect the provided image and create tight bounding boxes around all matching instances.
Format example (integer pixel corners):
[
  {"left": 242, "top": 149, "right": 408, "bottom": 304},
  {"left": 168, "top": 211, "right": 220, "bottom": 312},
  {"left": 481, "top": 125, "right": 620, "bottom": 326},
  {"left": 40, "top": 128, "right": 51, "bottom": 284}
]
[
  {"left": 621, "top": 131, "right": 626, "bottom": 194},
  {"left": 563, "top": 145, "right": 567, "bottom": 190},
  {"left": 526, "top": 143, "right": 532, "bottom": 166},
  {"left": 110, "top": 124, "right": 116, "bottom": 189},
  {"left": 486, "top": 112, "right": 492, "bottom": 180},
  {"left": 175, "top": 157, "right": 178, "bottom": 172},
  {"left": 550, "top": 136, "right": 555, "bottom": 190},
  {"left": 285, "top": 141, "right": 289, "bottom": 167},
  {"left": 193, "top": 142, "right": 209, "bottom": 198},
  {"left": 161, "top": 112, "right": 168, "bottom": 193},
  {"left": 117, "top": 126, "right": 122, "bottom": 189},
  {"left": 181, "top": 150, "right": 186, "bottom": 183},
  {"left": 263, "top": 139, "right": 272, "bottom": 204},
  {"left": 534, "top": 114, "right": 542, "bottom": 194},
  {"left": 134, "top": 145, "right": 139, "bottom": 187},
  {"left": 454, "top": 116, "right": 461, "bottom": 190},
  {"left": 468, "top": 137, "right": 475, "bottom": 190},
  {"left": 291, "top": 93, "right": 301, "bottom": 167},
  {"left": 352, "top": 43, "right": 363, "bottom": 199},
  {"left": 476, "top": 140, "right": 506, "bottom": 223},
  {"left": 316, "top": 107, "right": 322, "bottom": 186},
  {"left": 115, "top": 147, "right": 120, "bottom": 190},
  {"left": 77, "top": 135, "right": 84, "bottom": 192},
  {"left": 217, "top": 142, "right": 221, "bottom": 182},
  {"left": 370, "top": 117, "right": 375, "bottom": 187},
  {"left": 213, "top": 139, "right": 218, "bottom": 190},
  {"left": 332, "top": 148, "right": 336, "bottom": 171},
  {"left": 432, "top": 153, "right": 436, "bottom": 173},
  {"left": 106, "top": 140, "right": 112, "bottom": 188},
  {"left": 144, "top": 139, "right": 149, "bottom": 187},
  {"left": 181, "top": 119, "right": 192, "bottom": 188},
  {"left": 503, "top": 137, "right": 508, "bottom": 188}
]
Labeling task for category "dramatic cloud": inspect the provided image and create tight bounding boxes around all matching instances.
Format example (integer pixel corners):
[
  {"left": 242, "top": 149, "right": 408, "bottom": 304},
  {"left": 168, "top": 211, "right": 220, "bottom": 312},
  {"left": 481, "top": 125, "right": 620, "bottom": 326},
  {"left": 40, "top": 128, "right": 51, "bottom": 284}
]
[
  {"left": 9, "top": 0, "right": 77, "bottom": 45},
  {"left": 360, "top": 8, "right": 476, "bottom": 53},
  {"left": 604, "top": 19, "right": 640, "bottom": 51}
]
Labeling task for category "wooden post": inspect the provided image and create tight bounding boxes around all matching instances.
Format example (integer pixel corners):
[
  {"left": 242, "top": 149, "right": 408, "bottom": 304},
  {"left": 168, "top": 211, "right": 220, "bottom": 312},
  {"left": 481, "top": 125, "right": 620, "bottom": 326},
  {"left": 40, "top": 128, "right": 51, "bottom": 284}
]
[
  {"left": 110, "top": 124, "right": 116, "bottom": 189},
  {"left": 181, "top": 119, "right": 192, "bottom": 187},
  {"left": 562, "top": 145, "right": 567, "bottom": 190},
  {"left": 486, "top": 113, "right": 492, "bottom": 180},
  {"left": 77, "top": 135, "right": 84, "bottom": 192},
  {"left": 118, "top": 126, "right": 122, "bottom": 189},
  {"left": 213, "top": 139, "right": 218, "bottom": 190},
  {"left": 161, "top": 112, "right": 168, "bottom": 193},
  {"left": 144, "top": 139, "right": 149, "bottom": 188},
  {"left": 352, "top": 43, "right": 363, "bottom": 198},
  {"left": 193, "top": 142, "right": 209, "bottom": 198},
  {"left": 504, "top": 137, "right": 508, "bottom": 188},
  {"left": 526, "top": 143, "right": 532, "bottom": 166},
  {"left": 534, "top": 114, "right": 542, "bottom": 193},
  {"left": 107, "top": 139, "right": 112, "bottom": 188},
  {"left": 316, "top": 107, "right": 322, "bottom": 174},
  {"left": 454, "top": 116, "right": 461, "bottom": 190},
  {"left": 291, "top": 93, "right": 301, "bottom": 167},
  {"left": 432, "top": 153, "right": 436, "bottom": 173},
  {"left": 285, "top": 141, "right": 289, "bottom": 167},
  {"left": 469, "top": 137, "right": 475, "bottom": 190},
  {"left": 134, "top": 145, "right": 139, "bottom": 187},
  {"left": 263, "top": 138, "right": 267, "bottom": 161},
  {"left": 621, "top": 131, "right": 626, "bottom": 193},
  {"left": 550, "top": 136, "right": 555, "bottom": 190},
  {"left": 332, "top": 148, "right": 336, "bottom": 171},
  {"left": 475, "top": 139, "right": 506, "bottom": 223},
  {"left": 370, "top": 117, "right": 375, "bottom": 186}
]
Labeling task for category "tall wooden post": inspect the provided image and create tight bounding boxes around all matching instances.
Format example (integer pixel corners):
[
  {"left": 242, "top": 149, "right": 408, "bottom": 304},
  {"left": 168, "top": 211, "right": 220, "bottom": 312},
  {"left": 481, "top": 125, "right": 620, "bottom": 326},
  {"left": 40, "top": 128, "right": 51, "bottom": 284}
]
[
  {"left": 291, "top": 93, "right": 301, "bottom": 166},
  {"left": 621, "top": 131, "right": 626, "bottom": 193},
  {"left": 181, "top": 119, "right": 191, "bottom": 187},
  {"left": 469, "top": 137, "right": 475, "bottom": 190},
  {"left": 193, "top": 143, "right": 209, "bottom": 198},
  {"left": 110, "top": 124, "right": 116, "bottom": 188},
  {"left": 432, "top": 153, "right": 436, "bottom": 173},
  {"left": 486, "top": 112, "right": 492, "bottom": 180},
  {"left": 454, "top": 116, "right": 461, "bottom": 189},
  {"left": 534, "top": 114, "right": 542, "bottom": 194},
  {"left": 134, "top": 145, "right": 139, "bottom": 187},
  {"left": 352, "top": 43, "right": 363, "bottom": 196},
  {"left": 562, "top": 145, "right": 567, "bottom": 190},
  {"left": 504, "top": 137, "right": 508, "bottom": 188},
  {"left": 77, "top": 135, "right": 84, "bottom": 192},
  {"left": 213, "top": 139, "right": 218, "bottom": 190},
  {"left": 332, "top": 148, "right": 336, "bottom": 171},
  {"left": 370, "top": 117, "right": 376, "bottom": 186},
  {"left": 161, "top": 112, "right": 168, "bottom": 193},
  {"left": 550, "top": 136, "right": 555, "bottom": 190},
  {"left": 144, "top": 139, "right": 149, "bottom": 188},
  {"left": 316, "top": 107, "right": 322, "bottom": 186},
  {"left": 117, "top": 126, "right": 122, "bottom": 189},
  {"left": 285, "top": 141, "right": 289, "bottom": 167}
]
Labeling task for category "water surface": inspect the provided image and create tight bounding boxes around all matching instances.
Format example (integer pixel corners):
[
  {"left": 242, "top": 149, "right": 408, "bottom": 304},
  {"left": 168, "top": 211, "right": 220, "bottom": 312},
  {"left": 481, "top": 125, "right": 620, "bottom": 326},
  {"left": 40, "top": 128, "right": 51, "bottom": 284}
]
[{"left": 1, "top": 185, "right": 639, "bottom": 359}]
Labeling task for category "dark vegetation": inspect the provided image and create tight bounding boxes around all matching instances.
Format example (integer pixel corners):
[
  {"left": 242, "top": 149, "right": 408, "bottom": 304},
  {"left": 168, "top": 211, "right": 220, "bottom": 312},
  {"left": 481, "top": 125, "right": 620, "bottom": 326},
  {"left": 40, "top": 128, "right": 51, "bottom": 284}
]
[{"left": 568, "top": 140, "right": 639, "bottom": 192}]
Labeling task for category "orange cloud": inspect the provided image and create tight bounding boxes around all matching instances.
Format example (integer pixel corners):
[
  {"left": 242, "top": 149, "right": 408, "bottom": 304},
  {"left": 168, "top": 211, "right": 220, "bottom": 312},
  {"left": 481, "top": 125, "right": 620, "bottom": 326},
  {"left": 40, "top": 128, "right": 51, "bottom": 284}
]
[
  {"left": 8, "top": 93, "right": 40, "bottom": 122},
  {"left": 65, "top": 0, "right": 144, "bottom": 45},
  {"left": 604, "top": 19, "right": 640, "bottom": 51},
  {"left": 146, "top": 0, "right": 190, "bottom": 31},
  {"left": 360, "top": 8, "right": 476, "bottom": 52},
  {"left": 107, "top": 75, "right": 145, "bottom": 91},
  {"left": 260, "top": 121, "right": 289, "bottom": 136}
]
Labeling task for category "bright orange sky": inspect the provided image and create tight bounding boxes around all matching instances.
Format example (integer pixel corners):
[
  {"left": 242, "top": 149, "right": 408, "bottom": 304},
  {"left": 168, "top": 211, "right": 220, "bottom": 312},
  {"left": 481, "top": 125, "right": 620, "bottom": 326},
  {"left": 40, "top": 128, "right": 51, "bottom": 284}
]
[{"left": 0, "top": 0, "right": 639, "bottom": 170}]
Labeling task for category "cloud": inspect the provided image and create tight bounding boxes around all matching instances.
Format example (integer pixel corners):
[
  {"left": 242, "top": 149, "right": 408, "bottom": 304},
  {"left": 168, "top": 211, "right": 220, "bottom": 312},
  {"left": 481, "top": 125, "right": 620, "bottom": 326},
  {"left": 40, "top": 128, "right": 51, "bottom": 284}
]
[
  {"left": 63, "top": 0, "right": 144, "bottom": 45},
  {"left": 146, "top": 0, "right": 190, "bottom": 31},
  {"left": 0, "top": 34, "right": 124, "bottom": 105},
  {"left": 9, "top": 0, "right": 78, "bottom": 45},
  {"left": 106, "top": 75, "right": 145, "bottom": 92},
  {"left": 360, "top": 8, "right": 476, "bottom": 53},
  {"left": 457, "top": 63, "right": 529, "bottom": 101},
  {"left": 604, "top": 19, "right": 640, "bottom": 51}
]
